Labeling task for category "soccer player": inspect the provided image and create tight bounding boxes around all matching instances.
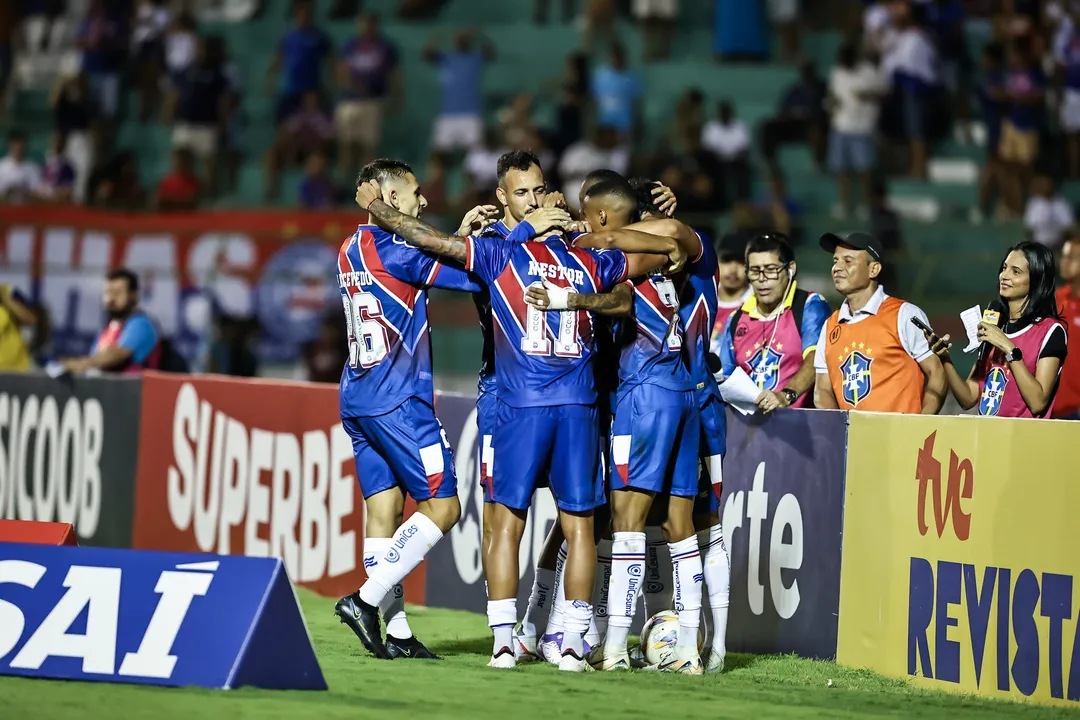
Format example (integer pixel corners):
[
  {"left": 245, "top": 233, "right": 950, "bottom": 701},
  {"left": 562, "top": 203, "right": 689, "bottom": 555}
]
[
  {"left": 332, "top": 159, "right": 567, "bottom": 661},
  {"left": 628, "top": 176, "right": 732, "bottom": 673},
  {"left": 539, "top": 177, "right": 705, "bottom": 673},
  {"left": 717, "top": 232, "right": 831, "bottom": 411},
  {"left": 356, "top": 176, "right": 680, "bottom": 671}
]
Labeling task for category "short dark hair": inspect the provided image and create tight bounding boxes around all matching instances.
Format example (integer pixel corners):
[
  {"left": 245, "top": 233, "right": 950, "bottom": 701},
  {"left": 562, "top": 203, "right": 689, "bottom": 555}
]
[
  {"left": 107, "top": 267, "right": 139, "bottom": 293},
  {"left": 628, "top": 176, "right": 663, "bottom": 216},
  {"left": 584, "top": 176, "right": 637, "bottom": 207},
  {"left": 357, "top": 158, "right": 413, "bottom": 187},
  {"left": 496, "top": 150, "right": 541, "bottom": 183},
  {"left": 745, "top": 232, "right": 795, "bottom": 265}
]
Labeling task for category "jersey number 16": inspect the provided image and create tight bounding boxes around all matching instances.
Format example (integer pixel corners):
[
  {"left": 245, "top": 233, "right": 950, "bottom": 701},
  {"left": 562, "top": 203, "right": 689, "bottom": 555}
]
[{"left": 343, "top": 291, "right": 390, "bottom": 368}]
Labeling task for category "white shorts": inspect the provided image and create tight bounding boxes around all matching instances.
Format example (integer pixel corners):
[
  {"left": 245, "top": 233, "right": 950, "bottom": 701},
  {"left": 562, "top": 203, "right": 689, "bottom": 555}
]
[
  {"left": 631, "top": 0, "right": 677, "bottom": 19},
  {"left": 432, "top": 114, "right": 483, "bottom": 152},
  {"left": 1062, "top": 89, "right": 1080, "bottom": 134},
  {"left": 172, "top": 123, "right": 218, "bottom": 159},
  {"left": 767, "top": 0, "right": 799, "bottom": 22}
]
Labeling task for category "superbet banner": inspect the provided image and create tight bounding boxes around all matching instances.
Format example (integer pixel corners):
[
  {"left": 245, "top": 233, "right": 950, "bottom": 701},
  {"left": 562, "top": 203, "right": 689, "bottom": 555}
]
[
  {"left": 130, "top": 371, "right": 425, "bottom": 602},
  {"left": 0, "top": 207, "right": 358, "bottom": 363}
]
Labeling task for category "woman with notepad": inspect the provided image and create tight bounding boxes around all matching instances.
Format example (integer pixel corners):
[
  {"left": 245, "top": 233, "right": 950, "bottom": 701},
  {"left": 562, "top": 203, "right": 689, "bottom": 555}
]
[{"left": 923, "top": 242, "right": 1068, "bottom": 418}]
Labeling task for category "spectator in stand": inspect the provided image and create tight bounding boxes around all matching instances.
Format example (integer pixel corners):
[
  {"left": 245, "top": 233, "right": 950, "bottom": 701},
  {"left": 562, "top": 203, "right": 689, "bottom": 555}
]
[
  {"left": 420, "top": 154, "right": 450, "bottom": 225},
  {"left": 39, "top": 132, "right": 76, "bottom": 204},
  {"left": 208, "top": 315, "right": 259, "bottom": 378},
  {"left": 702, "top": 99, "right": 751, "bottom": 206},
  {"left": 167, "top": 36, "right": 230, "bottom": 195},
  {"left": 759, "top": 60, "right": 828, "bottom": 174},
  {"left": 50, "top": 70, "right": 95, "bottom": 202},
  {"left": 925, "top": 0, "right": 972, "bottom": 141},
  {"left": 1053, "top": 10, "right": 1080, "bottom": 179},
  {"left": 92, "top": 151, "right": 147, "bottom": 210},
  {"left": 0, "top": 130, "right": 42, "bottom": 204},
  {"left": 336, "top": 13, "right": 400, "bottom": 178},
  {"left": 0, "top": 2, "right": 15, "bottom": 115},
  {"left": 215, "top": 37, "right": 245, "bottom": 194},
  {"left": 592, "top": 43, "right": 640, "bottom": 140},
  {"left": 425, "top": 29, "right": 493, "bottom": 159},
  {"left": 298, "top": 151, "right": 340, "bottom": 209},
  {"left": 973, "top": 42, "right": 1006, "bottom": 223},
  {"left": 999, "top": 37, "right": 1046, "bottom": 213},
  {"left": 496, "top": 92, "right": 537, "bottom": 148},
  {"left": 268, "top": 1, "right": 331, "bottom": 124},
  {"left": 633, "top": 0, "right": 678, "bottom": 61},
  {"left": 553, "top": 52, "right": 590, "bottom": 154},
  {"left": 155, "top": 147, "right": 201, "bottom": 211},
  {"left": 131, "top": 0, "right": 171, "bottom": 122},
  {"left": 265, "top": 89, "right": 335, "bottom": 201},
  {"left": 884, "top": 1, "right": 940, "bottom": 180},
  {"left": 583, "top": 0, "right": 618, "bottom": 52},
  {"left": 164, "top": 10, "right": 196, "bottom": 87},
  {"left": 863, "top": 1, "right": 897, "bottom": 58},
  {"left": 714, "top": 0, "right": 769, "bottom": 62},
  {"left": 21, "top": 0, "right": 67, "bottom": 55},
  {"left": 62, "top": 268, "right": 161, "bottom": 375},
  {"left": 672, "top": 88, "right": 706, "bottom": 155},
  {"left": 1024, "top": 174, "right": 1074, "bottom": 249},
  {"left": 767, "top": 0, "right": 800, "bottom": 63},
  {"left": 298, "top": 313, "right": 346, "bottom": 383},
  {"left": 76, "top": 0, "right": 125, "bottom": 145},
  {"left": 1055, "top": 234, "right": 1080, "bottom": 419},
  {"left": 827, "top": 41, "right": 886, "bottom": 220},
  {"left": 0, "top": 283, "right": 36, "bottom": 372},
  {"left": 559, "top": 125, "right": 630, "bottom": 211},
  {"left": 868, "top": 177, "right": 902, "bottom": 290},
  {"left": 464, "top": 128, "right": 507, "bottom": 204}
]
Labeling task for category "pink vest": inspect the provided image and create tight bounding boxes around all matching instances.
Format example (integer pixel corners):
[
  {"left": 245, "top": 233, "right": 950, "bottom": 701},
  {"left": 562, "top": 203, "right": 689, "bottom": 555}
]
[
  {"left": 93, "top": 318, "right": 160, "bottom": 374},
  {"left": 731, "top": 307, "right": 810, "bottom": 408},
  {"left": 974, "top": 317, "right": 1065, "bottom": 418}
]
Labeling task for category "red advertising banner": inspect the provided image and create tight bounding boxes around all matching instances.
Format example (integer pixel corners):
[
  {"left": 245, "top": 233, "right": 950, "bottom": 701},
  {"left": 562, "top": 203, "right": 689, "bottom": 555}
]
[
  {"left": 0, "top": 206, "right": 359, "bottom": 363},
  {"left": 131, "top": 371, "right": 426, "bottom": 602},
  {"left": 0, "top": 520, "right": 79, "bottom": 546}
]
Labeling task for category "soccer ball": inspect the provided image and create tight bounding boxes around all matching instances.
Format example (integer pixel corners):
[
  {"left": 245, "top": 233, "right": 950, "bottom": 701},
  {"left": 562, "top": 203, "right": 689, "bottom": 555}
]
[{"left": 640, "top": 610, "right": 707, "bottom": 666}]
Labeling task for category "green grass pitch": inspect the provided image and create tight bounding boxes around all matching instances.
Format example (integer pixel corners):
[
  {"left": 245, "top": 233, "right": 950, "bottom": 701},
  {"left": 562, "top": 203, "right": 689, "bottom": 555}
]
[{"left": 0, "top": 589, "right": 1073, "bottom": 719}]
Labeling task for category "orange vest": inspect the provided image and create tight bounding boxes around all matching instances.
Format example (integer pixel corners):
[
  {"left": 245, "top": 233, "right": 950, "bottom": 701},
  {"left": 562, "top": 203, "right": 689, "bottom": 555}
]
[{"left": 823, "top": 296, "right": 924, "bottom": 414}]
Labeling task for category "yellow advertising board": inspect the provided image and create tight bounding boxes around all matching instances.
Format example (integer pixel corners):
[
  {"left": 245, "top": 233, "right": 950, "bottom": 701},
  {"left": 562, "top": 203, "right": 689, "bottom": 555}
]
[{"left": 837, "top": 413, "right": 1080, "bottom": 708}]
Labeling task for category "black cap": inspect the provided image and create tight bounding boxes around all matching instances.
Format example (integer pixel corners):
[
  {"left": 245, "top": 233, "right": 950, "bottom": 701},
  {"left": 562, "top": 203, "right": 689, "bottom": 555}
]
[
  {"left": 717, "top": 232, "right": 747, "bottom": 263},
  {"left": 820, "top": 231, "right": 884, "bottom": 263}
]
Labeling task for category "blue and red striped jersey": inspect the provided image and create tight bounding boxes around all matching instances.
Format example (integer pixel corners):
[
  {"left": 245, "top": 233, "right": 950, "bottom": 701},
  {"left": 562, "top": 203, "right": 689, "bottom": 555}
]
[
  {"left": 678, "top": 230, "right": 720, "bottom": 395},
  {"left": 463, "top": 234, "right": 628, "bottom": 408},
  {"left": 615, "top": 271, "right": 694, "bottom": 391},
  {"left": 337, "top": 224, "right": 481, "bottom": 418}
]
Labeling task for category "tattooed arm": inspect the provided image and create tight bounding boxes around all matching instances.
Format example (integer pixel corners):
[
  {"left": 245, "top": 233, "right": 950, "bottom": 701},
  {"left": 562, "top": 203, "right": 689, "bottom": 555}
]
[
  {"left": 368, "top": 199, "right": 469, "bottom": 263},
  {"left": 525, "top": 282, "right": 633, "bottom": 316}
]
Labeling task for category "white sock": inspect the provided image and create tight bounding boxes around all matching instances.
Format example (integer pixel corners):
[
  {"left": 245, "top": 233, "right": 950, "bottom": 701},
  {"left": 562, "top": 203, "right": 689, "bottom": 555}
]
[
  {"left": 604, "top": 531, "right": 645, "bottom": 654},
  {"left": 358, "top": 513, "right": 443, "bottom": 607},
  {"left": 670, "top": 535, "right": 703, "bottom": 657},
  {"left": 700, "top": 523, "right": 730, "bottom": 658},
  {"left": 643, "top": 526, "right": 672, "bottom": 616},
  {"left": 546, "top": 542, "right": 569, "bottom": 636},
  {"left": 363, "top": 538, "right": 412, "bottom": 640},
  {"left": 563, "top": 601, "right": 592, "bottom": 659},
  {"left": 521, "top": 566, "right": 557, "bottom": 641},
  {"left": 487, "top": 598, "right": 517, "bottom": 655},
  {"left": 587, "top": 539, "right": 613, "bottom": 647}
]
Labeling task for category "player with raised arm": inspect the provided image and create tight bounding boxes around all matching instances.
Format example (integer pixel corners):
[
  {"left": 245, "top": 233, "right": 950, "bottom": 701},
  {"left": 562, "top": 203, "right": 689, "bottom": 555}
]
[
  {"left": 333, "top": 159, "right": 491, "bottom": 661},
  {"left": 356, "top": 177, "right": 678, "bottom": 672},
  {"left": 530, "top": 177, "right": 705, "bottom": 673}
]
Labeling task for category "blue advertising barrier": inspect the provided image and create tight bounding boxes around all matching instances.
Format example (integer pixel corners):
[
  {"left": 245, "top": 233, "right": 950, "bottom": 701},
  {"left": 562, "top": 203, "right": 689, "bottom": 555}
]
[
  {"left": 720, "top": 408, "right": 849, "bottom": 660},
  {"left": 0, "top": 544, "right": 326, "bottom": 690}
]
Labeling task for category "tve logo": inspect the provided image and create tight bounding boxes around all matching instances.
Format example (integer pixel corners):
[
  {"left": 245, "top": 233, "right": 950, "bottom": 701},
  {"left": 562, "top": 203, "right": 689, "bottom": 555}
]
[
  {"left": 915, "top": 431, "right": 973, "bottom": 541},
  {"left": 0, "top": 544, "right": 325, "bottom": 690}
]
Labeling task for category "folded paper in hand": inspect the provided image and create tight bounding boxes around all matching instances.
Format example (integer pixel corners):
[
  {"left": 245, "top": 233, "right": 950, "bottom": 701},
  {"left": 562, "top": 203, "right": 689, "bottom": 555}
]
[
  {"left": 960, "top": 305, "right": 982, "bottom": 353},
  {"left": 718, "top": 366, "right": 762, "bottom": 416}
]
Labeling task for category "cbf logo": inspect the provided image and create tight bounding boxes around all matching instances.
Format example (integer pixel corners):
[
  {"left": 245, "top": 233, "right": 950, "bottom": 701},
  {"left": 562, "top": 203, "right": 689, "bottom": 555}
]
[
  {"left": 840, "top": 351, "right": 873, "bottom": 407},
  {"left": 978, "top": 367, "right": 1008, "bottom": 416},
  {"left": 749, "top": 346, "right": 783, "bottom": 391}
]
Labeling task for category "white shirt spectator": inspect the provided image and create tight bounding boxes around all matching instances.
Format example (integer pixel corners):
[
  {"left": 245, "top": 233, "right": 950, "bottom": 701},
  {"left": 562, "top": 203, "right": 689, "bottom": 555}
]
[
  {"left": 132, "top": 2, "right": 170, "bottom": 48},
  {"left": 829, "top": 62, "right": 887, "bottom": 134},
  {"left": 165, "top": 28, "right": 196, "bottom": 76},
  {"left": 883, "top": 28, "right": 939, "bottom": 88},
  {"left": 1025, "top": 195, "right": 1075, "bottom": 248},
  {"left": 559, "top": 141, "right": 630, "bottom": 211},
  {"left": 464, "top": 144, "right": 507, "bottom": 191},
  {"left": 0, "top": 156, "right": 43, "bottom": 204},
  {"left": 702, "top": 119, "right": 750, "bottom": 160},
  {"left": 863, "top": 3, "right": 897, "bottom": 56},
  {"left": 813, "top": 286, "right": 933, "bottom": 374}
]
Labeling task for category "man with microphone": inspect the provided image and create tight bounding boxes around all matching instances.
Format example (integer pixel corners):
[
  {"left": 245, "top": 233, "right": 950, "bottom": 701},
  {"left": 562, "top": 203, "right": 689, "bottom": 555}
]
[{"left": 813, "top": 232, "right": 946, "bottom": 414}]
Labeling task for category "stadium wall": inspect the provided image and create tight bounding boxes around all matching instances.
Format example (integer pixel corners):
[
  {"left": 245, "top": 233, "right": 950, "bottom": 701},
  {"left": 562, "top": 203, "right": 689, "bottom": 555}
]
[{"left": 836, "top": 413, "right": 1080, "bottom": 709}]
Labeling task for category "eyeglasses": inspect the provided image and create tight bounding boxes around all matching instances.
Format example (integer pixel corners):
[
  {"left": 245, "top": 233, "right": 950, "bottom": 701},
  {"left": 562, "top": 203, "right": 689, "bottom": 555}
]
[{"left": 747, "top": 264, "right": 789, "bottom": 280}]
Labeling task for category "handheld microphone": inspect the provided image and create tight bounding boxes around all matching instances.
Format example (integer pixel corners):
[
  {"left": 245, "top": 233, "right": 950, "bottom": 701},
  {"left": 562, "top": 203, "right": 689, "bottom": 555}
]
[{"left": 977, "top": 299, "right": 1006, "bottom": 362}]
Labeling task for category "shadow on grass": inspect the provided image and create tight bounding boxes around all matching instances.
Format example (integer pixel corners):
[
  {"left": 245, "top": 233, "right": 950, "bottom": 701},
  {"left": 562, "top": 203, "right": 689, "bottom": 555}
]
[{"left": 432, "top": 636, "right": 494, "bottom": 657}]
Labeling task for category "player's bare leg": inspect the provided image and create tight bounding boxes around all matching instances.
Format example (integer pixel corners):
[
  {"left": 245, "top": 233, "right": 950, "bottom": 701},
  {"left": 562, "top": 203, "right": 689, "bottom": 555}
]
[
  {"left": 481, "top": 500, "right": 493, "bottom": 577},
  {"left": 556, "top": 509, "right": 597, "bottom": 671},
  {"left": 658, "top": 495, "right": 704, "bottom": 675},
  {"left": 591, "top": 488, "right": 652, "bottom": 670},
  {"left": 694, "top": 454, "right": 730, "bottom": 673},
  {"left": 519, "top": 516, "right": 564, "bottom": 661},
  {"left": 337, "top": 490, "right": 460, "bottom": 660},
  {"left": 486, "top": 502, "right": 528, "bottom": 668}
]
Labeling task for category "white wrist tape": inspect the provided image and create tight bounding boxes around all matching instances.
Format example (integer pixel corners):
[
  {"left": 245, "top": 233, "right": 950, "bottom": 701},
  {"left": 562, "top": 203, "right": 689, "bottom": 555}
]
[{"left": 544, "top": 284, "right": 570, "bottom": 311}]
